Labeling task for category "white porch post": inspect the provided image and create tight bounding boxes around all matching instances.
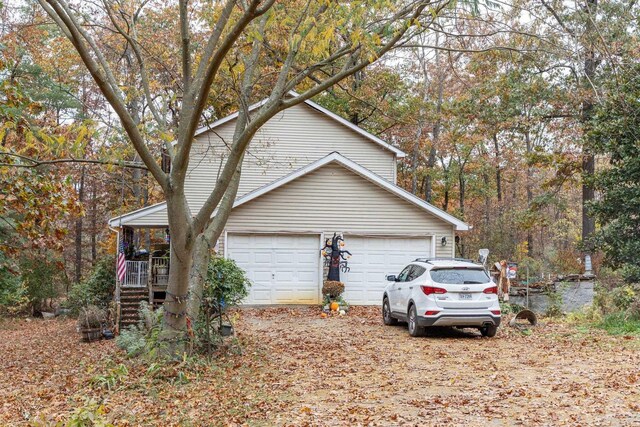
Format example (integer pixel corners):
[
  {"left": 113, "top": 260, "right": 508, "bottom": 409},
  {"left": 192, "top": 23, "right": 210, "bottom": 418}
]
[{"left": 147, "top": 246, "right": 154, "bottom": 304}]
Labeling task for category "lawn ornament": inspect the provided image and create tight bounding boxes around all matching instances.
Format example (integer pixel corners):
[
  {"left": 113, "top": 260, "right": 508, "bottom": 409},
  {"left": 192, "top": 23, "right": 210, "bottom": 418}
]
[
  {"left": 322, "top": 233, "right": 352, "bottom": 281},
  {"left": 496, "top": 260, "right": 511, "bottom": 301}
]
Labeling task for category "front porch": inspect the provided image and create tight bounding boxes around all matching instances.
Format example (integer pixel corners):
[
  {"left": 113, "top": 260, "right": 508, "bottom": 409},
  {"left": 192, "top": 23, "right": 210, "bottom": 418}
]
[
  {"left": 121, "top": 255, "right": 170, "bottom": 303},
  {"left": 114, "top": 225, "right": 171, "bottom": 328}
]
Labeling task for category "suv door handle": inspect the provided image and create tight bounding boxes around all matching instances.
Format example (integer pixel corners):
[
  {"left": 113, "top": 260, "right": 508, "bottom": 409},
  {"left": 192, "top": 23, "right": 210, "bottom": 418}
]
[{"left": 409, "top": 286, "right": 413, "bottom": 289}]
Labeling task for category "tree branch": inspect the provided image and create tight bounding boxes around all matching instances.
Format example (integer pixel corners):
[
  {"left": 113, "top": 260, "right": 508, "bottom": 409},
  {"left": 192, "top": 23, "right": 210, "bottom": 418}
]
[
  {"left": 37, "top": 0, "right": 167, "bottom": 188},
  {"left": 0, "top": 152, "right": 148, "bottom": 170}
]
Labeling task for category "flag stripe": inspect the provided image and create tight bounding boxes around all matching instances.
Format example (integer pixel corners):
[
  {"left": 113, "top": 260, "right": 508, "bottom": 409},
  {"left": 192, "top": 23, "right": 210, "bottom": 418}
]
[{"left": 117, "top": 240, "right": 127, "bottom": 283}]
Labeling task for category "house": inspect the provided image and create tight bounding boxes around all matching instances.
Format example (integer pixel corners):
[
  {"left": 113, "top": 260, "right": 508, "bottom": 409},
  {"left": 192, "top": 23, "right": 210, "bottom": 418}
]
[{"left": 109, "top": 94, "right": 469, "bottom": 310}]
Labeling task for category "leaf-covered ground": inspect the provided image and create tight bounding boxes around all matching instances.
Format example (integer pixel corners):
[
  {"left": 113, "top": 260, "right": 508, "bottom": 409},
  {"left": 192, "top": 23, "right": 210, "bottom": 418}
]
[{"left": 1, "top": 307, "right": 639, "bottom": 426}]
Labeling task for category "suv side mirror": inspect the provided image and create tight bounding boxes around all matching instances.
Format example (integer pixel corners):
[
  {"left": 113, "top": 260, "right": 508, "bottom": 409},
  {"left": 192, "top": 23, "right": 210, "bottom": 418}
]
[{"left": 386, "top": 275, "right": 397, "bottom": 282}]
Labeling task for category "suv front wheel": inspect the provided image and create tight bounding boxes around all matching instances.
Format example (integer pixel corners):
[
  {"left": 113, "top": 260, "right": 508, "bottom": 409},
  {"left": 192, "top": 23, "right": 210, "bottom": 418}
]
[
  {"left": 408, "top": 304, "right": 425, "bottom": 337},
  {"left": 382, "top": 297, "right": 398, "bottom": 326}
]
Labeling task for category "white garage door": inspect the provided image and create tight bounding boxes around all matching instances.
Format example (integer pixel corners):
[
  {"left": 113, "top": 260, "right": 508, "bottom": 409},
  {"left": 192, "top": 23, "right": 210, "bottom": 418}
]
[
  {"left": 226, "top": 234, "right": 320, "bottom": 305},
  {"left": 342, "top": 236, "right": 431, "bottom": 305}
]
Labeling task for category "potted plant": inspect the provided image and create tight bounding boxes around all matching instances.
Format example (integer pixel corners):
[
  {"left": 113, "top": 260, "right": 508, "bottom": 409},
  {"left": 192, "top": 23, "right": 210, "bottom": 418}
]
[
  {"left": 77, "top": 305, "right": 106, "bottom": 342},
  {"left": 322, "top": 280, "right": 346, "bottom": 311}
]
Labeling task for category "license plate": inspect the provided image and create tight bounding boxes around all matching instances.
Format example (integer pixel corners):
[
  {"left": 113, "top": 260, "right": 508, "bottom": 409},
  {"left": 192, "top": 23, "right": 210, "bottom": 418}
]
[{"left": 459, "top": 293, "right": 472, "bottom": 300}]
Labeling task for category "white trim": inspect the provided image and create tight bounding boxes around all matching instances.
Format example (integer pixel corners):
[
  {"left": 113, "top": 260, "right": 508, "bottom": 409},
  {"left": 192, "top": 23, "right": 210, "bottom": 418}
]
[
  {"left": 230, "top": 152, "right": 470, "bottom": 231},
  {"left": 431, "top": 234, "right": 437, "bottom": 258},
  {"left": 318, "top": 233, "right": 324, "bottom": 303},
  {"left": 108, "top": 202, "right": 167, "bottom": 227},
  {"left": 451, "top": 225, "right": 457, "bottom": 257},
  {"left": 223, "top": 229, "right": 228, "bottom": 259},
  {"left": 179, "top": 92, "right": 406, "bottom": 157}
]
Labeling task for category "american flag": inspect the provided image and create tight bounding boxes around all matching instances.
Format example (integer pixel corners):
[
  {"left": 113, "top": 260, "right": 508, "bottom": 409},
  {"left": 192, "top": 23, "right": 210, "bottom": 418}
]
[{"left": 117, "top": 240, "right": 127, "bottom": 283}]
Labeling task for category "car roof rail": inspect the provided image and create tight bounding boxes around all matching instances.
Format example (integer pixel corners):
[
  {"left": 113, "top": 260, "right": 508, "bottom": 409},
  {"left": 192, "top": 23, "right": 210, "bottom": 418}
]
[{"left": 414, "top": 257, "right": 477, "bottom": 264}]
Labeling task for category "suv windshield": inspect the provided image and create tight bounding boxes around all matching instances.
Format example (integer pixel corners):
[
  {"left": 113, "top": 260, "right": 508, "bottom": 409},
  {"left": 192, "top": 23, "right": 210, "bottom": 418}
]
[{"left": 430, "top": 268, "right": 490, "bottom": 284}]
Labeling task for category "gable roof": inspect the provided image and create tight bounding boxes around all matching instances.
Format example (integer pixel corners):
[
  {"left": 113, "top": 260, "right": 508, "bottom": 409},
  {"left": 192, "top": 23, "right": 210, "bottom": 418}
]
[
  {"left": 190, "top": 91, "right": 406, "bottom": 158},
  {"left": 233, "top": 152, "right": 469, "bottom": 231},
  {"left": 109, "top": 152, "right": 469, "bottom": 231}
]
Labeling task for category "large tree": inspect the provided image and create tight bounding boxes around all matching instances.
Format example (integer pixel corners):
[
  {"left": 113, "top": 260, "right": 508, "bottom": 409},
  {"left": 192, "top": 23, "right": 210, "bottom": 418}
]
[
  {"left": 588, "top": 64, "right": 640, "bottom": 281},
  {"left": 33, "top": 0, "right": 462, "bottom": 353}
]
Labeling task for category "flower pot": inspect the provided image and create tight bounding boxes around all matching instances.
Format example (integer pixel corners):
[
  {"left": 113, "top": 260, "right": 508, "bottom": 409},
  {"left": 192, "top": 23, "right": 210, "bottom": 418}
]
[
  {"left": 80, "top": 327, "right": 102, "bottom": 342},
  {"left": 220, "top": 324, "right": 234, "bottom": 337}
]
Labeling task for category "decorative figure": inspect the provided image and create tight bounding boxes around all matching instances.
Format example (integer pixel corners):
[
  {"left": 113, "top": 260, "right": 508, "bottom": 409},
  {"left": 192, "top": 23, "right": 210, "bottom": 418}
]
[
  {"left": 321, "top": 233, "right": 352, "bottom": 282},
  {"left": 496, "top": 260, "right": 511, "bottom": 301}
]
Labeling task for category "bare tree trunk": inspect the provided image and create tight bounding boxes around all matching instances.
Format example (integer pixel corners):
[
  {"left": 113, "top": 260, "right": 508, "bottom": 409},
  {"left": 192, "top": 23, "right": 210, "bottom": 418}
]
[
  {"left": 187, "top": 155, "right": 244, "bottom": 322},
  {"left": 525, "top": 131, "right": 534, "bottom": 256},
  {"left": 425, "top": 68, "right": 444, "bottom": 203},
  {"left": 90, "top": 177, "right": 97, "bottom": 266},
  {"left": 493, "top": 133, "right": 502, "bottom": 203},
  {"left": 74, "top": 165, "right": 85, "bottom": 283},
  {"left": 458, "top": 173, "right": 465, "bottom": 216},
  {"left": 581, "top": 0, "right": 598, "bottom": 246},
  {"left": 442, "top": 189, "right": 449, "bottom": 211},
  {"left": 411, "top": 125, "right": 423, "bottom": 194}
]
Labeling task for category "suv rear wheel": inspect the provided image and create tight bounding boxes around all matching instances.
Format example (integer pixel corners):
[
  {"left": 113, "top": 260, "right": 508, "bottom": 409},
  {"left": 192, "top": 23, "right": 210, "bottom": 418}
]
[
  {"left": 382, "top": 297, "right": 398, "bottom": 326},
  {"left": 480, "top": 324, "right": 498, "bottom": 337},
  {"left": 408, "top": 304, "right": 425, "bottom": 337}
]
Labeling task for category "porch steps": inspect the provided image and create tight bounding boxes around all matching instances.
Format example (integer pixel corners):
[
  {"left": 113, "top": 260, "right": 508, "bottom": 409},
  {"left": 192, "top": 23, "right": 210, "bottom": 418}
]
[{"left": 119, "top": 288, "right": 148, "bottom": 329}]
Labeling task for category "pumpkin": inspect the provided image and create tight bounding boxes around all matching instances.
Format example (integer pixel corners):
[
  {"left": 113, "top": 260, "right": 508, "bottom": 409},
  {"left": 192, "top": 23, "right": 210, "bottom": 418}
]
[
  {"left": 320, "top": 312, "right": 328, "bottom": 319},
  {"left": 330, "top": 301, "right": 340, "bottom": 311}
]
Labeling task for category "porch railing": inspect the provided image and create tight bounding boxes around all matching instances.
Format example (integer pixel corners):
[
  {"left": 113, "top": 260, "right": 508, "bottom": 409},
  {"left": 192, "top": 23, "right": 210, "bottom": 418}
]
[
  {"left": 123, "top": 260, "right": 149, "bottom": 287},
  {"left": 151, "top": 256, "right": 169, "bottom": 287}
]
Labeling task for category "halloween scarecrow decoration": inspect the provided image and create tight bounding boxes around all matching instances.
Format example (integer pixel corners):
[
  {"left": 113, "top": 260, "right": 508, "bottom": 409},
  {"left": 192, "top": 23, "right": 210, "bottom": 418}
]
[
  {"left": 496, "top": 260, "right": 511, "bottom": 301},
  {"left": 321, "top": 233, "right": 352, "bottom": 281}
]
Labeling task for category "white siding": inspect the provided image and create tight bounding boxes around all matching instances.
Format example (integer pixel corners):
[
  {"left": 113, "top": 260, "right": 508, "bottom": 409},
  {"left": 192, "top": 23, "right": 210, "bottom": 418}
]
[
  {"left": 225, "top": 162, "right": 454, "bottom": 258},
  {"left": 184, "top": 103, "right": 396, "bottom": 212}
]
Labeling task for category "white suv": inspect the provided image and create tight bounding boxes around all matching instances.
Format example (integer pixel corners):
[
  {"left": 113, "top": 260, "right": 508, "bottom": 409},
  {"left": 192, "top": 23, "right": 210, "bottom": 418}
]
[{"left": 382, "top": 258, "right": 501, "bottom": 337}]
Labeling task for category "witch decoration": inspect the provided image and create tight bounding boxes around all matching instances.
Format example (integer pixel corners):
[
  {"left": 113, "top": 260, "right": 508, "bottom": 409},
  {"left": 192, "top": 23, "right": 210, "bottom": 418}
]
[{"left": 321, "top": 233, "right": 352, "bottom": 281}]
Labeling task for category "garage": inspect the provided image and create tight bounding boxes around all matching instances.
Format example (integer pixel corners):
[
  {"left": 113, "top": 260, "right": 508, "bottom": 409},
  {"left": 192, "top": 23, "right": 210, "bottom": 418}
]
[
  {"left": 341, "top": 236, "right": 432, "bottom": 305},
  {"left": 226, "top": 233, "right": 321, "bottom": 305}
]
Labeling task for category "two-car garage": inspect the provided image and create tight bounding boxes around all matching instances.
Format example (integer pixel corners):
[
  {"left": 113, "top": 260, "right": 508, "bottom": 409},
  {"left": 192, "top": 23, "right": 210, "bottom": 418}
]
[{"left": 226, "top": 233, "right": 433, "bottom": 306}]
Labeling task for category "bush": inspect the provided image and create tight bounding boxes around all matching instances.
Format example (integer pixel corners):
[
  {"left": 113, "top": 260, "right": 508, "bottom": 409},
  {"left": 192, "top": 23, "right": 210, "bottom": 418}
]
[
  {"left": 204, "top": 257, "right": 251, "bottom": 307},
  {"left": 194, "top": 257, "right": 251, "bottom": 354},
  {"left": 19, "top": 251, "right": 67, "bottom": 314},
  {"left": 0, "top": 257, "right": 28, "bottom": 314},
  {"left": 67, "top": 256, "right": 116, "bottom": 314},
  {"left": 116, "top": 301, "right": 164, "bottom": 358},
  {"left": 322, "top": 280, "right": 345, "bottom": 299}
]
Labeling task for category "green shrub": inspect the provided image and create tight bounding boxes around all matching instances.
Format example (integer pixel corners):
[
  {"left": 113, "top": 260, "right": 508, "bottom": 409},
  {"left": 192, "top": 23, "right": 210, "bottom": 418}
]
[
  {"left": 67, "top": 256, "right": 116, "bottom": 314},
  {"left": 195, "top": 257, "right": 251, "bottom": 353},
  {"left": 19, "top": 251, "right": 66, "bottom": 313},
  {"left": 204, "top": 256, "right": 251, "bottom": 307},
  {"left": 116, "top": 301, "right": 164, "bottom": 358},
  {"left": 0, "top": 256, "right": 28, "bottom": 314}
]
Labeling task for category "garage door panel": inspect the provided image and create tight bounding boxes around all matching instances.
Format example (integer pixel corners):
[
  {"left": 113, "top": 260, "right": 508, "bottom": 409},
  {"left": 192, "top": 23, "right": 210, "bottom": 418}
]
[
  {"left": 227, "top": 234, "right": 320, "bottom": 305},
  {"left": 298, "top": 270, "right": 317, "bottom": 282},
  {"left": 254, "top": 252, "right": 273, "bottom": 264},
  {"left": 342, "top": 236, "right": 431, "bottom": 305}
]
